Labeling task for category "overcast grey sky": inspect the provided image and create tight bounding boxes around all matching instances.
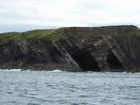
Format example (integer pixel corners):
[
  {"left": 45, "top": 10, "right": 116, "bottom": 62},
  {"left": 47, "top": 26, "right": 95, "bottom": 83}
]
[{"left": 0, "top": 0, "right": 140, "bottom": 32}]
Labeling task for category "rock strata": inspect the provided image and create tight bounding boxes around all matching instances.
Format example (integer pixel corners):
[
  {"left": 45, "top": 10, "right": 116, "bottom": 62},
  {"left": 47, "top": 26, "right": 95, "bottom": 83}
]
[{"left": 0, "top": 25, "right": 140, "bottom": 72}]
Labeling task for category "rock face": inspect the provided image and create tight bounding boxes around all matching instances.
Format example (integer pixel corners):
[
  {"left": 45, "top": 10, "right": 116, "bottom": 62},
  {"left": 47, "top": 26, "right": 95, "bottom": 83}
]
[
  {"left": 0, "top": 39, "right": 79, "bottom": 71},
  {"left": 0, "top": 25, "right": 140, "bottom": 72}
]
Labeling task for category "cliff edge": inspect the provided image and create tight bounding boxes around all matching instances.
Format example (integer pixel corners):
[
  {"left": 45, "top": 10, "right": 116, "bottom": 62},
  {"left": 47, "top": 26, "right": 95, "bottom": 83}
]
[{"left": 0, "top": 25, "right": 140, "bottom": 72}]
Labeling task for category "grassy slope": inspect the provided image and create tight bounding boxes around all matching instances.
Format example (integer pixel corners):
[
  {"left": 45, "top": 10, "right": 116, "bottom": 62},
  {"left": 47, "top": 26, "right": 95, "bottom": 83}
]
[
  {"left": 0, "top": 25, "right": 140, "bottom": 45},
  {"left": 0, "top": 28, "right": 68, "bottom": 44}
]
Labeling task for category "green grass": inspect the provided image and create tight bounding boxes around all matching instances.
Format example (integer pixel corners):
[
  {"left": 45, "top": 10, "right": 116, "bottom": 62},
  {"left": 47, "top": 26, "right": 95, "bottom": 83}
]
[
  {"left": 0, "top": 26, "right": 140, "bottom": 45},
  {"left": 0, "top": 32, "right": 21, "bottom": 44},
  {"left": 0, "top": 28, "right": 68, "bottom": 44}
]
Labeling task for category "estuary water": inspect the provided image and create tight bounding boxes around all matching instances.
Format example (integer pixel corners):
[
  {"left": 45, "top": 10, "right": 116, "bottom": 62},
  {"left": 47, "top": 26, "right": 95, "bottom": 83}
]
[{"left": 0, "top": 69, "right": 140, "bottom": 105}]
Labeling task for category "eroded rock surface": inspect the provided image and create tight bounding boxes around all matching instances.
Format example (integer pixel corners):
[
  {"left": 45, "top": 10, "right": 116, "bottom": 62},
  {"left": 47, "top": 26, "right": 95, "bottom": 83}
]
[{"left": 0, "top": 25, "right": 140, "bottom": 72}]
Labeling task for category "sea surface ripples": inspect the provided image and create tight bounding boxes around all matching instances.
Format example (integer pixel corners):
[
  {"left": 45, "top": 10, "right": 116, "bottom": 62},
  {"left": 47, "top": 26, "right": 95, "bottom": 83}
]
[{"left": 0, "top": 69, "right": 140, "bottom": 105}]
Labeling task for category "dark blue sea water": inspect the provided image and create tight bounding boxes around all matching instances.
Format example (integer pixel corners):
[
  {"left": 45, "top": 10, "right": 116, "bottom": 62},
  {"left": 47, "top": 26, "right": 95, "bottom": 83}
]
[{"left": 0, "top": 69, "right": 140, "bottom": 105}]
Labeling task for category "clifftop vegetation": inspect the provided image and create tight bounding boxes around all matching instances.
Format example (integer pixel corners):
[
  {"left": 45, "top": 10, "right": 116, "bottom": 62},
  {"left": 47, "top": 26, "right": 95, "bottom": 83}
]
[
  {"left": 0, "top": 25, "right": 140, "bottom": 45},
  {"left": 0, "top": 27, "right": 69, "bottom": 45}
]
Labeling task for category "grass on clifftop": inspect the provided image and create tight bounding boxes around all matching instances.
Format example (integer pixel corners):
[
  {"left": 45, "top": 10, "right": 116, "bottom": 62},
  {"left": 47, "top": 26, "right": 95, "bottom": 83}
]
[
  {"left": 0, "top": 25, "right": 140, "bottom": 45},
  {"left": 0, "top": 28, "right": 68, "bottom": 44}
]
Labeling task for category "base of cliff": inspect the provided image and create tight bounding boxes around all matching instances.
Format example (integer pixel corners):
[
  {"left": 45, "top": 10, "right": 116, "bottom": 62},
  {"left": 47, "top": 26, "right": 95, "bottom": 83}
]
[{"left": 0, "top": 25, "right": 140, "bottom": 72}]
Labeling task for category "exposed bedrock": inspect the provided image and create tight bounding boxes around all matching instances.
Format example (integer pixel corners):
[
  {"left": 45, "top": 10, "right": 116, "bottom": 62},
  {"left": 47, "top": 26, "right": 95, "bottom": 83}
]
[
  {"left": 0, "top": 39, "right": 79, "bottom": 71},
  {"left": 0, "top": 25, "right": 140, "bottom": 72},
  {"left": 57, "top": 26, "right": 140, "bottom": 72}
]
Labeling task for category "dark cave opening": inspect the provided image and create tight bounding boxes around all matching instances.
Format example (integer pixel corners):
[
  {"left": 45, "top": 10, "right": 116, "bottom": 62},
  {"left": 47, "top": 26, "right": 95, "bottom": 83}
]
[
  {"left": 107, "top": 52, "right": 124, "bottom": 69},
  {"left": 71, "top": 50, "right": 101, "bottom": 71},
  {"left": 50, "top": 53, "right": 58, "bottom": 63}
]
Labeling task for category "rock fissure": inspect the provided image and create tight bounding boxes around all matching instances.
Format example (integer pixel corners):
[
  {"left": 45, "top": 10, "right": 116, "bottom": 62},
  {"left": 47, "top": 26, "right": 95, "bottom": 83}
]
[
  {"left": 106, "top": 52, "right": 124, "bottom": 70},
  {"left": 0, "top": 25, "right": 140, "bottom": 72}
]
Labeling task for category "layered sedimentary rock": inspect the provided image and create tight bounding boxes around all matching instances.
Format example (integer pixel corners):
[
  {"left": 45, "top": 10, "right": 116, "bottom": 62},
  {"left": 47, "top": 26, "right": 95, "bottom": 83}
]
[
  {"left": 0, "top": 25, "right": 140, "bottom": 72},
  {"left": 0, "top": 39, "right": 79, "bottom": 71}
]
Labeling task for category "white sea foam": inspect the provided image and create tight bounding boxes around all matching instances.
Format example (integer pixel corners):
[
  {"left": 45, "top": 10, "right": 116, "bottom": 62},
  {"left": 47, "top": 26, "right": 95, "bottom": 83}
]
[
  {"left": 49, "top": 70, "right": 63, "bottom": 72},
  {"left": 0, "top": 69, "right": 22, "bottom": 71}
]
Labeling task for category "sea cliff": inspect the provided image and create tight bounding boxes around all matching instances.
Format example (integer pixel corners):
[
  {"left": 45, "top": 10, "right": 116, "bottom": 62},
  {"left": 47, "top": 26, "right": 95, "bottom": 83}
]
[{"left": 0, "top": 25, "right": 140, "bottom": 72}]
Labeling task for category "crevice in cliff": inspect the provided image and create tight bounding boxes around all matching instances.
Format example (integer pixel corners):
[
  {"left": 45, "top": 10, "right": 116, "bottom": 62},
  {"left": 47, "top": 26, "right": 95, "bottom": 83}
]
[
  {"left": 50, "top": 53, "right": 58, "bottom": 63},
  {"left": 71, "top": 50, "right": 101, "bottom": 71},
  {"left": 107, "top": 52, "right": 124, "bottom": 69}
]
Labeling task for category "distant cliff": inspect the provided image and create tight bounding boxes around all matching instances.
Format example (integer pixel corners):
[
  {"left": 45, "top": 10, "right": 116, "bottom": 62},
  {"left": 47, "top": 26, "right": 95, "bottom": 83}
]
[{"left": 0, "top": 25, "right": 140, "bottom": 72}]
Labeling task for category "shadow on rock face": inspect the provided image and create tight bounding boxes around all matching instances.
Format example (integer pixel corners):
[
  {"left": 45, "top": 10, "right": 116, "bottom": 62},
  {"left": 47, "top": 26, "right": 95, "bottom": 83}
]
[
  {"left": 71, "top": 49, "right": 101, "bottom": 71},
  {"left": 107, "top": 52, "right": 124, "bottom": 70}
]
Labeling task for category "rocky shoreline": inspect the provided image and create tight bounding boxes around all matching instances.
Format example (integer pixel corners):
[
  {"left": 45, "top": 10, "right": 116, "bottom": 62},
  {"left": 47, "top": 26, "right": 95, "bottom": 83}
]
[{"left": 0, "top": 25, "right": 140, "bottom": 72}]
